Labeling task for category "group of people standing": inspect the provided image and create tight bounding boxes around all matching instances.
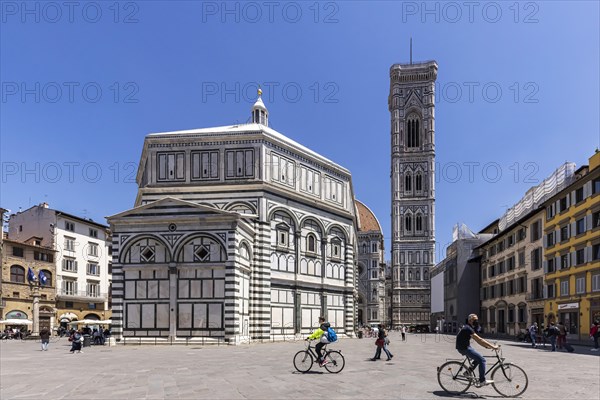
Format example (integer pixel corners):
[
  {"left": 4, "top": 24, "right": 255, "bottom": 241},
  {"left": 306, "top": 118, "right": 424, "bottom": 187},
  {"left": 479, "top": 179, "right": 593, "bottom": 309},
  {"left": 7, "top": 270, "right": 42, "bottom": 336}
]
[
  {"left": 37, "top": 327, "right": 111, "bottom": 352},
  {"left": 529, "top": 321, "right": 577, "bottom": 352}
]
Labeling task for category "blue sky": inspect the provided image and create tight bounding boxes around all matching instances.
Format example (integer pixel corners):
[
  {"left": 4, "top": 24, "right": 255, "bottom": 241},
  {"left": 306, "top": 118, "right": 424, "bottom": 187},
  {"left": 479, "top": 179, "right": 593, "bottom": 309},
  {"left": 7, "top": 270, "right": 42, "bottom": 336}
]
[{"left": 1, "top": 1, "right": 599, "bottom": 262}]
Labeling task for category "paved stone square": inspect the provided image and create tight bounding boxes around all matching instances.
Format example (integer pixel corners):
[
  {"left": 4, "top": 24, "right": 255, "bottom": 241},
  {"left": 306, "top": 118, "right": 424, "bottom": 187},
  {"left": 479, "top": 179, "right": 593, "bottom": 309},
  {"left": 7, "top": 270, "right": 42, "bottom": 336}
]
[{"left": 1, "top": 332, "right": 598, "bottom": 400}]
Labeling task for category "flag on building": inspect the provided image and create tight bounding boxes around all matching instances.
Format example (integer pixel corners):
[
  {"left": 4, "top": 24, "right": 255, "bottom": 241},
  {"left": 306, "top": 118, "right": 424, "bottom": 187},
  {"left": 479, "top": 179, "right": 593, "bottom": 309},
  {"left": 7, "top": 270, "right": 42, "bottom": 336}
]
[
  {"left": 39, "top": 270, "right": 48, "bottom": 286},
  {"left": 27, "top": 267, "right": 37, "bottom": 283}
]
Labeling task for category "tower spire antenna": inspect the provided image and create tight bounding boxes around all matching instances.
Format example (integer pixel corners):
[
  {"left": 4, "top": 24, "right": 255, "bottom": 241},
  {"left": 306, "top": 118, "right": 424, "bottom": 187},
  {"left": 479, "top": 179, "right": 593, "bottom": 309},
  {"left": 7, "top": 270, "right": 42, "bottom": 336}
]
[{"left": 410, "top": 37, "right": 413, "bottom": 65}]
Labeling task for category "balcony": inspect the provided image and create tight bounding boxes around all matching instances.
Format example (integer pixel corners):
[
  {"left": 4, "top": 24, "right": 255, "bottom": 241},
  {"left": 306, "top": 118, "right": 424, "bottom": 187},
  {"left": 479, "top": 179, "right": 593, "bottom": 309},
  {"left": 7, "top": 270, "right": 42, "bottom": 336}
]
[
  {"left": 56, "top": 289, "right": 107, "bottom": 302},
  {"left": 525, "top": 293, "right": 544, "bottom": 301}
]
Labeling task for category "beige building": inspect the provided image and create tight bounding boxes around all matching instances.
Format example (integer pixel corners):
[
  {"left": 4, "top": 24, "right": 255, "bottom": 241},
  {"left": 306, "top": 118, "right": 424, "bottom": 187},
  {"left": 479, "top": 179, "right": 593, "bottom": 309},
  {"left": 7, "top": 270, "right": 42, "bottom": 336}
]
[
  {"left": 1, "top": 237, "right": 57, "bottom": 333},
  {"left": 8, "top": 203, "right": 112, "bottom": 326},
  {"left": 479, "top": 209, "right": 544, "bottom": 336}
]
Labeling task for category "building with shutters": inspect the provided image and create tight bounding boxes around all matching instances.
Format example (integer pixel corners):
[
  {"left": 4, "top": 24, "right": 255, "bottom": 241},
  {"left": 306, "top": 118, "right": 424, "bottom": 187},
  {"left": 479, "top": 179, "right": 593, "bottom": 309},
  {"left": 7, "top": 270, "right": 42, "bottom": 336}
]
[
  {"left": 1, "top": 237, "right": 57, "bottom": 333},
  {"left": 8, "top": 204, "right": 112, "bottom": 327},
  {"left": 107, "top": 90, "right": 358, "bottom": 343},
  {"left": 543, "top": 151, "right": 600, "bottom": 342},
  {"left": 478, "top": 210, "right": 544, "bottom": 337}
]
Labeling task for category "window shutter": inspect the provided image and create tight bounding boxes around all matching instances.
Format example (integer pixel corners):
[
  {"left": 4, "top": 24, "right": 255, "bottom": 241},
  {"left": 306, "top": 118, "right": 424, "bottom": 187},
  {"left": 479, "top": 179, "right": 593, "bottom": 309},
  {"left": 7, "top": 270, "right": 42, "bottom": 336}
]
[
  {"left": 587, "top": 181, "right": 593, "bottom": 197},
  {"left": 569, "top": 191, "right": 575, "bottom": 205},
  {"left": 586, "top": 246, "right": 592, "bottom": 263},
  {"left": 543, "top": 260, "right": 548, "bottom": 273},
  {"left": 586, "top": 214, "right": 592, "bottom": 231},
  {"left": 74, "top": 260, "right": 78, "bottom": 272}
]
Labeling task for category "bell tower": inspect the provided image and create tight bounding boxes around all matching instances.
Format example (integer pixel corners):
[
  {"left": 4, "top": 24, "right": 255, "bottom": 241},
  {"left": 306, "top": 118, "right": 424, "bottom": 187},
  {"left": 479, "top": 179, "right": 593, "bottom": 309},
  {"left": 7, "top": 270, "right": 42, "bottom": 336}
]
[{"left": 389, "top": 60, "right": 437, "bottom": 329}]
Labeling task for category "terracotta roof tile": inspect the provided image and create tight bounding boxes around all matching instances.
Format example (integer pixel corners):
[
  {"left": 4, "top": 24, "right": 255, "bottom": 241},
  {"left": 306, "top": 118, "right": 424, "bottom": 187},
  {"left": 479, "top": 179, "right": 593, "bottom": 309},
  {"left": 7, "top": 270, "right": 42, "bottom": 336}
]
[{"left": 355, "top": 200, "right": 382, "bottom": 233}]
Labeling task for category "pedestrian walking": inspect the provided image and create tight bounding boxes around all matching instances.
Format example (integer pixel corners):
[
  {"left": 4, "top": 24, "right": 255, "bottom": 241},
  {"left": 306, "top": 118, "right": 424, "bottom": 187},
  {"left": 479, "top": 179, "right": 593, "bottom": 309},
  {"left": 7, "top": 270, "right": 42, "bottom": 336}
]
[
  {"left": 401, "top": 325, "right": 406, "bottom": 341},
  {"left": 545, "top": 322, "right": 559, "bottom": 352},
  {"left": 39, "top": 328, "right": 50, "bottom": 351},
  {"left": 371, "top": 324, "right": 394, "bottom": 361},
  {"left": 590, "top": 320, "right": 599, "bottom": 351},
  {"left": 529, "top": 322, "right": 538, "bottom": 348}
]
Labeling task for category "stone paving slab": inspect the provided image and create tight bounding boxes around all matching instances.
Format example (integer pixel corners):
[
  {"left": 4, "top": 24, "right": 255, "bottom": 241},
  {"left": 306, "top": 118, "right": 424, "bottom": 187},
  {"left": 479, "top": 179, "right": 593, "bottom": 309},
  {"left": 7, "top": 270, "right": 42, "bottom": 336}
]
[{"left": 1, "top": 332, "right": 598, "bottom": 400}]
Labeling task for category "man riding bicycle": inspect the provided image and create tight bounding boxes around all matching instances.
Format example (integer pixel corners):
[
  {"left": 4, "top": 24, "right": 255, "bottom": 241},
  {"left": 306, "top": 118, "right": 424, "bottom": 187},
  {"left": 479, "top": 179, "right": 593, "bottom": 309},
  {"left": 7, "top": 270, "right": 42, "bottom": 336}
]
[
  {"left": 306, "top": 316, "right": 331, "bottom": 366},
  {"left": 456, "top": 314, "right": 499, "bottom": 386}
]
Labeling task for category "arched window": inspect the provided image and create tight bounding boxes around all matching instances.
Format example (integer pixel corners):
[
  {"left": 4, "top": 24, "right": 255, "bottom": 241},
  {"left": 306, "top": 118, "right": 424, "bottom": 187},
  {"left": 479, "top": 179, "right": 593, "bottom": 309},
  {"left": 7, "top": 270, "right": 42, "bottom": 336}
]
[
  {"left": 405, "top": 173, "right": 412, "bottom": 192},
  {"left": 416, "top": 270, "right": 421, "bottom": 280},
  {"left": 416, "top": 173, "right": 423, "bottom": 192},
  {"left": 424, "top": 269, "right": 429, "bottom": 280},
  {"left": 362, "top": 243, "right": 367, "bottom": 254},
  {"left": 406, "top": 115, "right": 421, "bottom": 148},
  {"left": 400, "top": 270, "right": 405, "bottom": 281},
  {"left": 372, "top": 243, "right": 377, "bottom": 253},
  {"left": 276, "top": 223, "right": 290, "bottom": 248},
  {"left": 331, "top": 238, "right": 342, "bottom": 259},
  {"left": 10, "top": 265, "right": 25, "bottom": 283},
  {"left": 416, "top": 214, "right": 423, "bottom": 232},
  {"left": 405, "top": 215, "right": 412, "bottom": 232},
  {"left": 307, "top": 234, "right": 316, "bottom": 253},
  {"left": 408, "top": 270, "right": 413, "bottom": 280}
]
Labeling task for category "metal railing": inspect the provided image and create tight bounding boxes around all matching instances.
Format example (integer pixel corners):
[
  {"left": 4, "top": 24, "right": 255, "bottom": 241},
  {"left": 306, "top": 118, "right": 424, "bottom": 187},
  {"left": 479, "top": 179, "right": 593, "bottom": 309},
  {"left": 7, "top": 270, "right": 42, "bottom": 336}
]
[{"left": 56, "top": 289, "right": 107, "bottom": 300}]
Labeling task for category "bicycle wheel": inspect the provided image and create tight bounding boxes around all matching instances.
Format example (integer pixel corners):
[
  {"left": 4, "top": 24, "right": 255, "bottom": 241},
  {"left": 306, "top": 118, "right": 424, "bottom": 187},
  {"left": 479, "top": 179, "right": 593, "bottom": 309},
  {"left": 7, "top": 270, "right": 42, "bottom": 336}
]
[
  {"left": 437, "top": 361, "right": 473, "bottom": 394},
  {"left": 491, "top": 363, "right": 528, "bottom": 397},
  {"left": 293, "top": 350, "right": 314, "bottom": 373},
  {"left": 323, "top": 350, "right": 345, "bottom": 373}
]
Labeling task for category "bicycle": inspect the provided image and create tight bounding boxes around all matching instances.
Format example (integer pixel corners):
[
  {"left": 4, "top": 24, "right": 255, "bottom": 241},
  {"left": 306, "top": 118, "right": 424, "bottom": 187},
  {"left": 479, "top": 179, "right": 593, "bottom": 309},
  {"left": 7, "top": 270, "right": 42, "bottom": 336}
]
[
  {"left": 437, "top": 345, "right": 528, "bottom": 398},
  {"left": 293, "top": 340, "right": 345, "bottom": 373}
]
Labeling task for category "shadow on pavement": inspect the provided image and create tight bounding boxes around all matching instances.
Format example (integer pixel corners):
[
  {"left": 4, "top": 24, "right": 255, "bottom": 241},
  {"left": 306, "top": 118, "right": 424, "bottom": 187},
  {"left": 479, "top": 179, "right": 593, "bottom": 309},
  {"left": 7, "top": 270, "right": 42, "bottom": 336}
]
[
  {"left": 291, "top": 370, "right": 324, "bottom": 375},
  {"left": 429, "top": 390, "right": 485, "bottom": 398}
]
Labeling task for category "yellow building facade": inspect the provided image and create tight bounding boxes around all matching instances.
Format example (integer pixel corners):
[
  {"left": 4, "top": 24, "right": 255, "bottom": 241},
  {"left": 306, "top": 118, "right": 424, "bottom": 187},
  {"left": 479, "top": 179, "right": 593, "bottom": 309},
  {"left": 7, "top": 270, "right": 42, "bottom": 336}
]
[{"left": 543, "top": 151, "right": 600, "bottom": 342}]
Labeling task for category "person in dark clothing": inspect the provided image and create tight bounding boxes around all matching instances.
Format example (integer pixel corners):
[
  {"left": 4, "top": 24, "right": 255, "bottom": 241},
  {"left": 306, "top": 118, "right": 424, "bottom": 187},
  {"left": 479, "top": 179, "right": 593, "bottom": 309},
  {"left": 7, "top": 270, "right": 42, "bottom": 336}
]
[
  {"left": 39, "top": 328, "right": 50, "bottom": 351},
  {"left": 371, "top": 324, "right": 394, "bottom": 361},
  {"left": 69, "top": 330, "right": 83, "bottom": 354},
  {"left": 456, "top": 314, "right": 499, "bottom": 387}
]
